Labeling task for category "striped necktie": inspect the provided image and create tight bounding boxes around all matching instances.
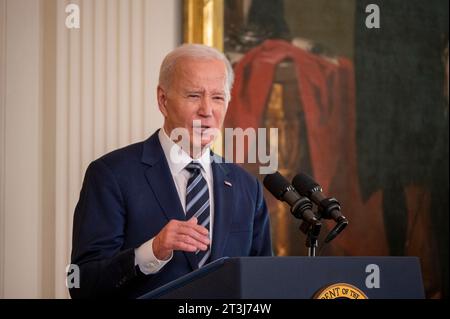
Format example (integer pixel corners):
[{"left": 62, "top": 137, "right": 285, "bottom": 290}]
[{"left": 185, "top": 161, "right": 211, "bottom": 268}]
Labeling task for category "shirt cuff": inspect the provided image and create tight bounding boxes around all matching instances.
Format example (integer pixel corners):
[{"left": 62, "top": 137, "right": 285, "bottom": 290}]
[{"left": 134, "top": 237, "right": 173, "bottom": 275}]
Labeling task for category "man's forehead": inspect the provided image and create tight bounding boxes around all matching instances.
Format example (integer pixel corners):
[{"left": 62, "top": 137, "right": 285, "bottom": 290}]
[
  {"left": 182, "top": 86, "right": 226, "bottom": 94},
  {"left": 175, "top": 57, "right": 226, "bottom": 71},
  {"left": 175, "top": 62, "right": 227, "bottom": 83}
]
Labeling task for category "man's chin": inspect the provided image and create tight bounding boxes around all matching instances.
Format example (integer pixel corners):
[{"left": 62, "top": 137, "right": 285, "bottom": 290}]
[
  {"left": 192, "top": 132, "right": 216, "bottom": 146},
  {"left": 193, "top": 138, "right": 213, "bottom": 150}
]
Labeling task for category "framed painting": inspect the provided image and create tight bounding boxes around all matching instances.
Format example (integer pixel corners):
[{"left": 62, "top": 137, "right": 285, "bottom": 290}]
[{"left": 183, "top": 0, "right": 449, "bottom": 298}]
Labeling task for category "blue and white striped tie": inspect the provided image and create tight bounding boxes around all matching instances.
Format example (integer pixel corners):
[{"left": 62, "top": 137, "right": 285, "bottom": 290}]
[{"left": 185, "top": 161, "right": 210, "bottom": 268}]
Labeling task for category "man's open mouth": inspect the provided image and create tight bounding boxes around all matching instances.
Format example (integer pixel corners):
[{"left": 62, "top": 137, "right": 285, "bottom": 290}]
[{"left": 194, "top": 125, "right": 211, "bottom": 133}]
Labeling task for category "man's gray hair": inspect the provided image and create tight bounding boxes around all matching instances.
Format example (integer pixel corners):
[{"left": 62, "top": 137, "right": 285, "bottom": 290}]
[{"left": 158, "top": 43, "right": 235, "bottom": 102}]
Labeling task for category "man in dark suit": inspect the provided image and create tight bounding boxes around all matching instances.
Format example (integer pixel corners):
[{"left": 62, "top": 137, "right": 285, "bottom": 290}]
[{"left": 69, "top": 44, "right": 272, "bottom": 298}]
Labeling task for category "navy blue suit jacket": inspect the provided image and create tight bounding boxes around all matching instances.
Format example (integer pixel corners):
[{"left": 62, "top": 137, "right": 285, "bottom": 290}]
[{"left": 70, "top": 131, "right": 272, "bottom": 298}]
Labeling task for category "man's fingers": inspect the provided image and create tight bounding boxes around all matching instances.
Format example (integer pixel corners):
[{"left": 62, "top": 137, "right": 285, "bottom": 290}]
[
  {"left": 187, "top": 218, "right": 209, "bottom": 235},
  {"left": 159, "top": 219, "right": 210, "bottom": 253},
  {"left": 187, "top": 217, "right": 198, "bottom": 224},
  {"left": 174, "top": 241, "right": 198, "bottom": 252},
  {"left": 178, "top": 224, "right": 210, "bottom": 245},
  {"left": 177, "top": 234, "right": 209, "bottom": 251},
  {"left": 182, "top": 219, "right": 210, "bottom": 236},
  {"left": 194, "top": 224, "right": 210, "bottom": 236}
]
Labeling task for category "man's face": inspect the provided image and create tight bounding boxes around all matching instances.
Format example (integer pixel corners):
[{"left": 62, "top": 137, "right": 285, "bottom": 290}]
[{"left": 158, "top": 57, "right": 228, "bottom": 153}]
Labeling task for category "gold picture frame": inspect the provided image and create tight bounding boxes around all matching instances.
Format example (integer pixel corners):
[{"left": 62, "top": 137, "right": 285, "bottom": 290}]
[
  {"left": 183, "top": 0, "right": 225, "bottom": 154},
  {"left": 183, "top": 0, "right": 224, "bottom": 51}
]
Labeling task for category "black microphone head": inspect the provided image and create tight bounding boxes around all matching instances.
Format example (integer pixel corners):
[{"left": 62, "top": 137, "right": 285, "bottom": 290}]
[
  {"left": 324, "top": 218, "right": 349, "bottom": 243},
  {"left": 292, "top": 173, "right": 321, "bottom": 197},
  {"left": 263, "top": 171, "right": 290, "bottom": 200}
]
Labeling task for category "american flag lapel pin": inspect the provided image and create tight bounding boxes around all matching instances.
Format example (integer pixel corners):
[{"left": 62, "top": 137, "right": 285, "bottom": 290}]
[{"left": 224, "top": 181, "right": 232, "bottom": 187}]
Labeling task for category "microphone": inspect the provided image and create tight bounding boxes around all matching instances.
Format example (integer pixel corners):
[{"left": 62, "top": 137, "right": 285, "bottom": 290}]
[
  {"left": 292, "top": 173, "right": 348, "bottom": 243},
  {"left": 263, "top": 171, "right": 320, "bottom": 228}
]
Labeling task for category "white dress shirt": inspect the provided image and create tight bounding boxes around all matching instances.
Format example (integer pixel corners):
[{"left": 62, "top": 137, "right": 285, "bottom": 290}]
[{"left": 134, "top": 128, "right": 214, "bottom": 275}]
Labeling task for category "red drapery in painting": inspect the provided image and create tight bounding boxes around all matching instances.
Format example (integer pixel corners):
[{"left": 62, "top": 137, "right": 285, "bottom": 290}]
[{"left": 224, "top": 40, "right": 435, "bottom": 268}]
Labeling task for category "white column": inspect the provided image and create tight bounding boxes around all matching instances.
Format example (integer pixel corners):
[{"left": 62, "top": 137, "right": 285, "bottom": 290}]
[
  {"left": 54, "top": 0, "right": 70, "bottom": 298},
  {"left": 53, "top": 0, "right": 181, "bottom": 298},
  {"left": 81, "top": 0, "right": 94, "bottom": 172},
  {"left": 67, "top": 0, "right": 82, "bottom": 301},
  {"left": 118, "top": 0, "right": 131, "bottom": 147},
  {"left": 3, "top": 0, "right": 43, "bottom": 298},
  {"left": 144, "top": 0, "right": 180, "bottom": 136},
  {"left": 0, "top": 0, "right": 7, "bottom": 299},
  {"left": 0, "top": 0, "right": 181, "bottom": 299},
  {"left": 93, "top": 0, "right": 106, "bottom": 158},
  {"left": 105, "top": 0, "right": 119, "bottom": 152},
  {"left": 131, "top": 0, "right": 144, "bottom": 142}
]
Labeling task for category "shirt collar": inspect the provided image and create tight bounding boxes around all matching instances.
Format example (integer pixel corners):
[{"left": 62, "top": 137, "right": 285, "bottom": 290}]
[{"left": 158, "top": 128, "right": 212, "bottom": 176}]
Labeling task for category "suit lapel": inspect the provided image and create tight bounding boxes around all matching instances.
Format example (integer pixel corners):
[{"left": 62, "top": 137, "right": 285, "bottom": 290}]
[
  {"left": 142, "top": 131, "right": 198, "bottom": 270},
  {"left": 144, "top": 163, "right": 185, "bottom": 222},
  {"left": 210, "top": 157, "right": 234, "bottom": 260}
]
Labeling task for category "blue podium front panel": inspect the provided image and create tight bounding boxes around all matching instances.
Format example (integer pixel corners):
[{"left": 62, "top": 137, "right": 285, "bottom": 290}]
[{"left": 140, "top": 257, "right": 424, "bottom": 299}]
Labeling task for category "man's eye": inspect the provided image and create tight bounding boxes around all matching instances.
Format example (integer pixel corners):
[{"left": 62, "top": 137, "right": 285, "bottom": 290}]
[
  {"left": 213, "top": 96, "right": 225, "bottom": 101},
  {"left": 188, "top": 94, "right": 200, "bottom": 98}
]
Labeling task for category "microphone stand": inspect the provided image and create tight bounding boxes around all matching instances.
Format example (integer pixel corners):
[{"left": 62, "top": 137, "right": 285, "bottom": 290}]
[
  {"left": 291, "top": 196, "right": 322, "bottom": 257},
  {"left": 299, "top": 220, "right": 321, "bottom": 257}
]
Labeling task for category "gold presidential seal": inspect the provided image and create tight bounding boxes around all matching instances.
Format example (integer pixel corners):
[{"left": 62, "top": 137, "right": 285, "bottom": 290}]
[{"left": 314, "top": 283, "right": 368, "bottom": 299}]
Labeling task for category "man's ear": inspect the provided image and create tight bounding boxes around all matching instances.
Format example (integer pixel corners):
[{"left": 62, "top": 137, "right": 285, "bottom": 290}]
[{"left": 157, "top": 85, "right": 168, "bottom": 117}]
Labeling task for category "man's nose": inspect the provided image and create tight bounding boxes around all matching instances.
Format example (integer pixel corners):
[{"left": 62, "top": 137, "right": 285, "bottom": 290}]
[{"left": 198, "top": 97, "right": 213, "bottom": 117}]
